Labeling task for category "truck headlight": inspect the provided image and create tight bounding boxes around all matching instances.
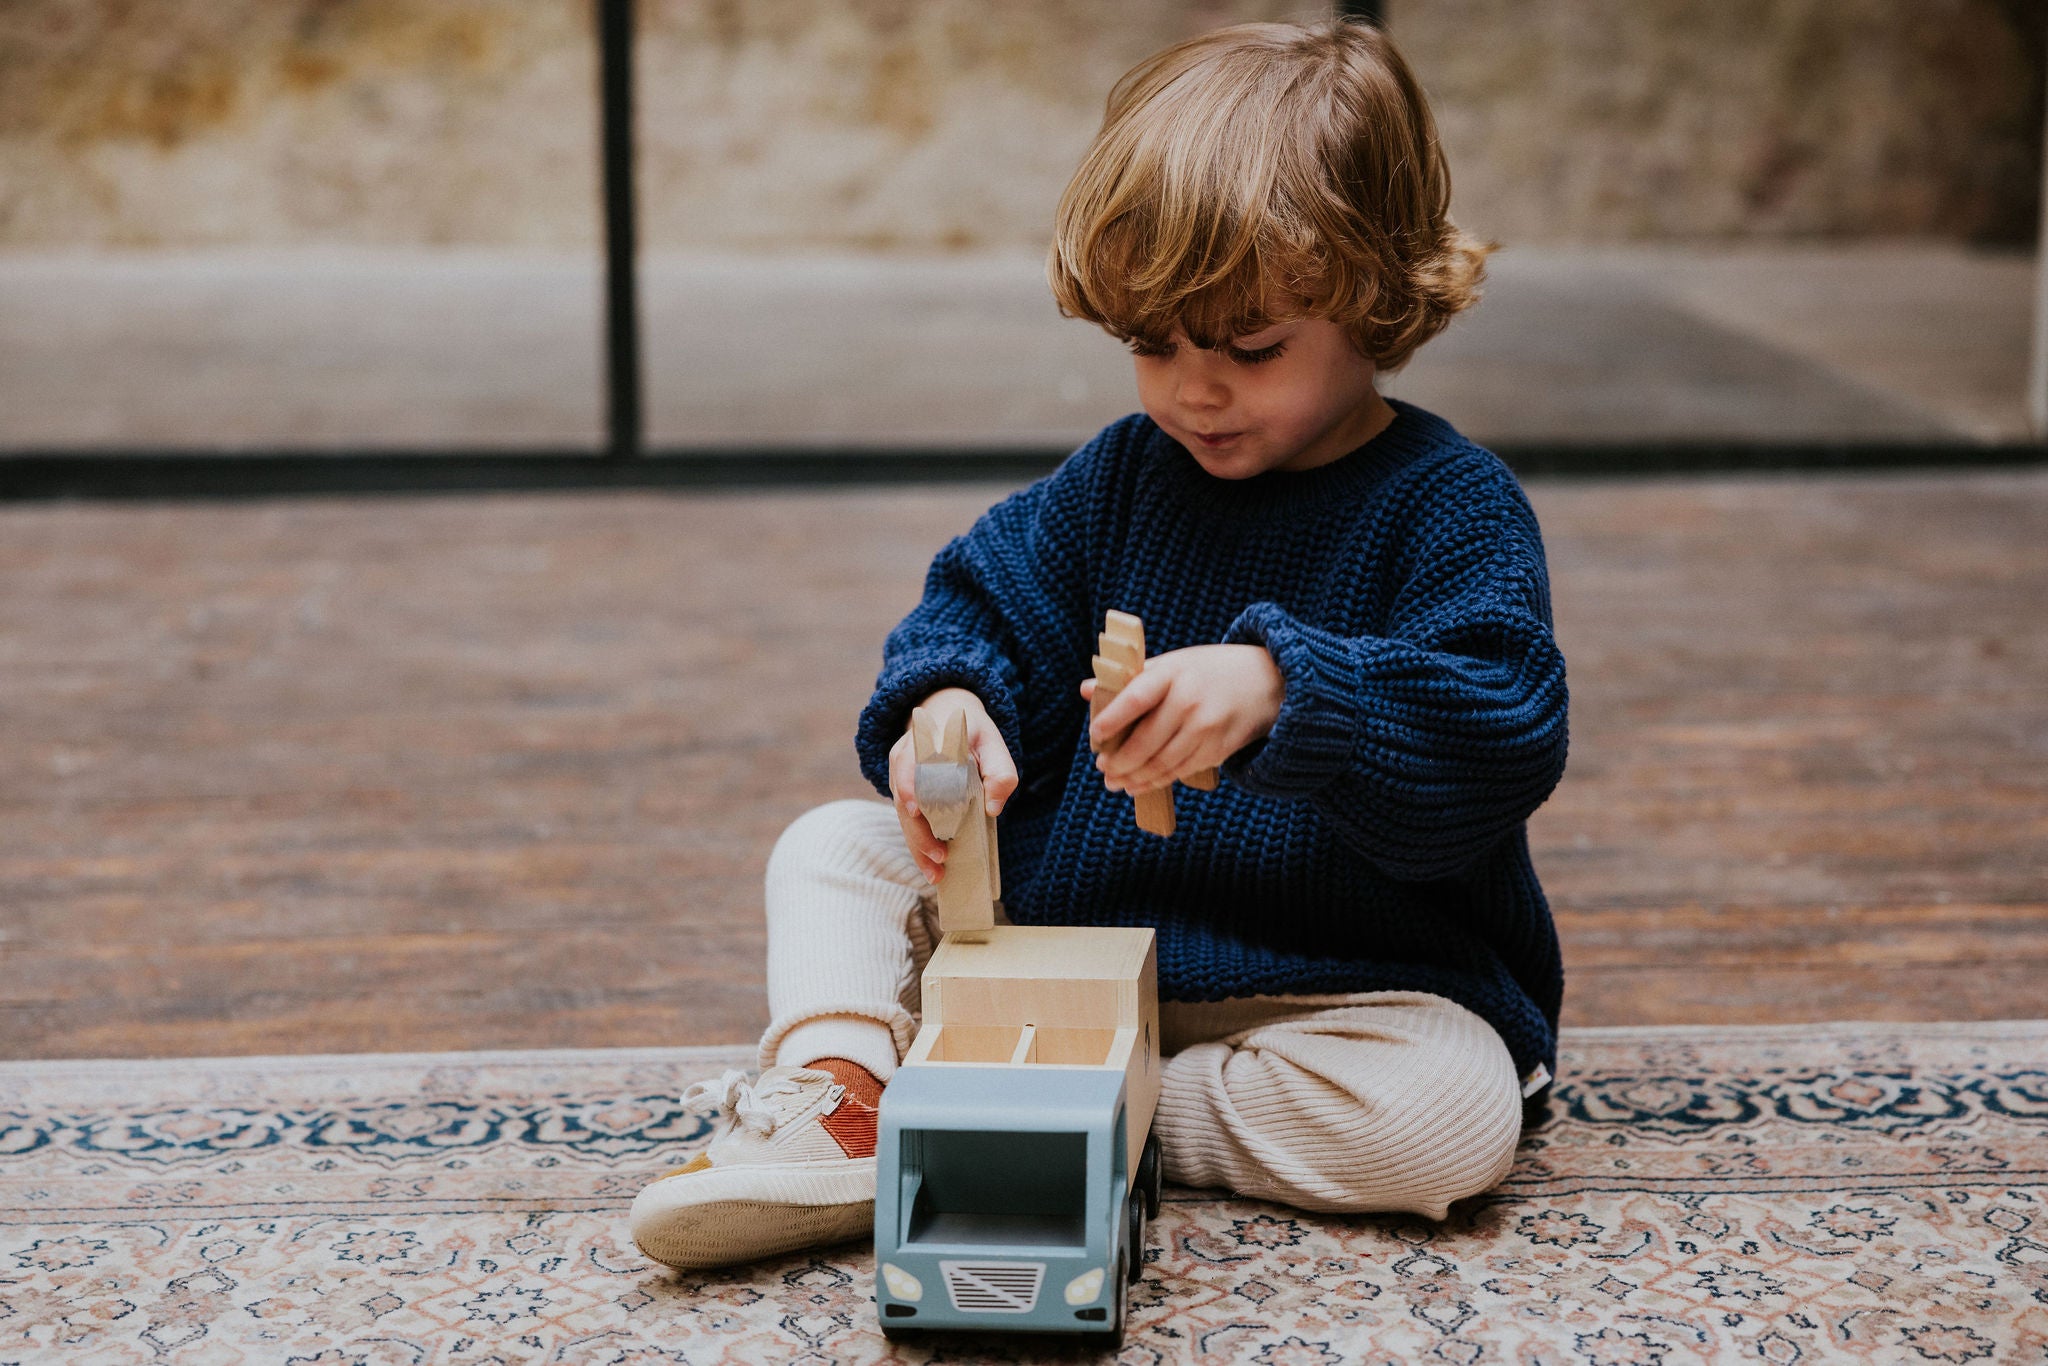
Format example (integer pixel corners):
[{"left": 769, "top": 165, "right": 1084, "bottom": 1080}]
[
  {"left": 1063, "top": 1267, "right": 1105, "bottom": 1305},
  {"left": 881, "top": 1262, "right": 922, "bottom": 1302}
]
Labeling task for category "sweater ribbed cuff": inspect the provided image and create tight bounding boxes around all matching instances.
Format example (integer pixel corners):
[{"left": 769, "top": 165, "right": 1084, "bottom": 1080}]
[
  {"left": 855, "top": 648, "right": 1023, "bottom": 796},
  {"left": 1220, "top": 602, "right": 1367, "bottom": 798}
]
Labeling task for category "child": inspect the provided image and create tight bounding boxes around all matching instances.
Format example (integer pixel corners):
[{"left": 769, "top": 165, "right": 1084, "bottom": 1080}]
[{"left": 631, "top": 18, "right": 1567, "bottom": 1272}]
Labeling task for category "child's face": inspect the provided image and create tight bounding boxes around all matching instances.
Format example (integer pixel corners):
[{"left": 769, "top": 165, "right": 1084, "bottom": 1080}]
[{"left": 1130, "top": 317, "right": 1389, "bottom": 479}]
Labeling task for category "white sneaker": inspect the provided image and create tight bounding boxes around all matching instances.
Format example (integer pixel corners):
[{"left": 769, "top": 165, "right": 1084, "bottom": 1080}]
[{"left": 629, "top": 1066, "right": 879, "bottom": 1270}]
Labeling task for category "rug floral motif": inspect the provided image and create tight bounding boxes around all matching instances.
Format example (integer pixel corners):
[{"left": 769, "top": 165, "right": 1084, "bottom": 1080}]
[{"left": 0, "top": 1022, "right": 2043, "bottom": 1364}]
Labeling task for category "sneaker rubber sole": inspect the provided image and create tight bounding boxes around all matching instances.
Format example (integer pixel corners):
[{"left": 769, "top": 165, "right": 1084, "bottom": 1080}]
[{"left": 630, "top": 1157, "right": 877, "bottom": 1270}]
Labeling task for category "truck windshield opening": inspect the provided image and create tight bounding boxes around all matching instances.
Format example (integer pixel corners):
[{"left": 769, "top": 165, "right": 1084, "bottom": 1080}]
[{"left": 903, "top": 1129, "right": 1089, "bottom": 1249}]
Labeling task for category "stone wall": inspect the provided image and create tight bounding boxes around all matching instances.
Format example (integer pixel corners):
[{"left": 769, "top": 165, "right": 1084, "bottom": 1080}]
[{"left": 0, "top": 0, "right": 2039, "bottom": 249}]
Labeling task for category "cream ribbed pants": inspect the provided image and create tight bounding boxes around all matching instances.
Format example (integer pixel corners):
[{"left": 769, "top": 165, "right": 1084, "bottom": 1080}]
[{"left": 758, "top": 799, "right": 1524, "bottom": 1219}]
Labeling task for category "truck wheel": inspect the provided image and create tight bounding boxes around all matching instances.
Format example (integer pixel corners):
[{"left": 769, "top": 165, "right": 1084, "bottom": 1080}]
[
  {"left": 879, "top": 1322, "right": 921, "bottom": 1343},
  {"left": 1138, "top": 1132, "right": 1163, "bottom": 1218},
  {"left": 1126, "top": 1189, "right": 1145, "bottom": 1283},
  {"left": 1109, "top": 1250, "right": 1128, "bottom": 1348}
]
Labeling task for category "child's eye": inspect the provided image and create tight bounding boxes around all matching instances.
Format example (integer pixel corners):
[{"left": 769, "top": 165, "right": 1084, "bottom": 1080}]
[
  {"left": 1225, "top": 341, "right": 1287, "bottom": 366},
  {"left": 1125, "top": 338, "right": 1175, "bottom": 359}
]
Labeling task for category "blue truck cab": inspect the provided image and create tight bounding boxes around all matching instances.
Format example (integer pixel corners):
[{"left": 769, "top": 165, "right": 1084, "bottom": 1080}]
[{"left": 872, "top": 925, "right": 1162, "bottom": 1345}]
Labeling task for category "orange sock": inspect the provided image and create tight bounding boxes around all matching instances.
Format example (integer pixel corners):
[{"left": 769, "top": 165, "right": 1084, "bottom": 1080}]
[
  {"left": 812, "top": 1057, "right": 884, "bottom": 1109},
  {"left": 810, "top": 1057, "right": 883, "bottom": 1159}
]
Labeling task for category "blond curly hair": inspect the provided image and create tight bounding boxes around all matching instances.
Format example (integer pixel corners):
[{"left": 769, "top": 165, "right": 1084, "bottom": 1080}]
[{"left": 1048, "top": 19, "right": 1490, "bottom": 372}]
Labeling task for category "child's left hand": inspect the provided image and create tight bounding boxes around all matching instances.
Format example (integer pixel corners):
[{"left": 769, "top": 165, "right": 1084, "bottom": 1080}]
[{"left": 1081, "top": 643, "right": 1284, "bottom": 795}]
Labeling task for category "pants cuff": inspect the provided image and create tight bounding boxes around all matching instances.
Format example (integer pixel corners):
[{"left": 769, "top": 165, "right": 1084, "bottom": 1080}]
[{"left": 771, "top": 1014, "right": 903, "bottom": 1082}]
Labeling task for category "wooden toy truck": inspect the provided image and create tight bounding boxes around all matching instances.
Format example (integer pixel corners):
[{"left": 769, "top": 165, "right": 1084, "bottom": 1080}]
[
  {"left": 873, "top": 698, "right": 1164, "bottom": 1344},
  {"left": 873, "top": 926, "right": 1162, "bottom": 1344}
]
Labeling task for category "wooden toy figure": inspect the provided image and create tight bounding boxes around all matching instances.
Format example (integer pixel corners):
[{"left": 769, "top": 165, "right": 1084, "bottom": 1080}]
[
  {"left": 1090, "top": 610, "right": 1217, "bottom": 837},
  {"left": 910, "top": 705, "right": 999, "bottom": 935}
]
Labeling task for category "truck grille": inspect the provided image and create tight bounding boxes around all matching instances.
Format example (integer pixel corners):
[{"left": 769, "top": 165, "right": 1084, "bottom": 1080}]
[{"left": 939, "top": 1260, "right": 1045, "bottom": 1314}]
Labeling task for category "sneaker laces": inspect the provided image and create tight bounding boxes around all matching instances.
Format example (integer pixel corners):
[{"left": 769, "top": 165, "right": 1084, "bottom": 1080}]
[{"left": 679, "top": 1069, "right": 845, "bottom": 1139}]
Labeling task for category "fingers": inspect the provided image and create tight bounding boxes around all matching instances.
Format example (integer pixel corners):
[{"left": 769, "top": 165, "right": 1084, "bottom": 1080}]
[
  {"left": 894, "top": 783, "right": 947, "bottom": 885},
  {"left": 1092, "top": 663, "right": 1223, "bottom": 794},
  {"left": 1094, "top": 667, "right": 1184, "bottom": 786},
  {"left": 1088, "top": 667, "right": 1167, "bottom": 751},
  {"left": 1111, "top": 727, "right": 1206, "bottom": 795},
  {"left": 1088, "top": 645, "right": 1277, "bottom": 796},
  {"left": 1098, "top": 704, "right": 1163, "bottom": 788},
  {"left": 973, "top": 731, "right": 1019, "bottom": 815},
  {"left": 898, "top": 805, "right": 947, "bottom": 884},
  {"left": 1100, "top": 713, "right": 1191, "bottom": 793},
  {"left": 889, "top": 732, "right": 946, "bottom": 882}
]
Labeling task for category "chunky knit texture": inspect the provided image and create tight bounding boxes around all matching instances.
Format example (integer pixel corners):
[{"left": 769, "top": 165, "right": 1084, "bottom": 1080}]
[{"left": 855, "top": 402, "right": 1569, "bottom": 1083}]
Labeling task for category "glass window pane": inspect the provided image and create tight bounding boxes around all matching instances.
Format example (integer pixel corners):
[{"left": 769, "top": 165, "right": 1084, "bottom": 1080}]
[{"left": 0, "top": 2, "right": 603, "bottom": 449}]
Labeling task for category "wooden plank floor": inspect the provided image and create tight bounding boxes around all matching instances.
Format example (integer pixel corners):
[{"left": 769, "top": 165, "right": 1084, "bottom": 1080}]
[{"left": 2, "top": 471, "right": 2044, "bottom": 1059}]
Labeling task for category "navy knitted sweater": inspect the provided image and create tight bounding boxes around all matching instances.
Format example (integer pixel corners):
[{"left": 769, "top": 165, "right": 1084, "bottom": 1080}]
[{"left": 855, "top": 401, "right": 1569, "bottom": 1084}]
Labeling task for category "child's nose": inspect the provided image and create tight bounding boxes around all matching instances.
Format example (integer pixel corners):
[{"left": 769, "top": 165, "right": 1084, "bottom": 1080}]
[{"left": 1176, "top": 370, "right": 1229, "bottom": 410}]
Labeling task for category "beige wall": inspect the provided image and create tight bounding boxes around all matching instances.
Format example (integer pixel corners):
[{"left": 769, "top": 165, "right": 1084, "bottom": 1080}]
[
  {"left": 0, "top": 0, "right": 2038, "bottom": 250},
  {"left": 1401, "top": 0, "right": 2044, "bottom": 244}
]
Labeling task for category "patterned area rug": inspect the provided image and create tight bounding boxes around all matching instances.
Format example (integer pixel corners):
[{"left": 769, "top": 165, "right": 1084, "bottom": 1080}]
[{"left": 1, "top": 1022, "right": 2043, "bottom": 1365}]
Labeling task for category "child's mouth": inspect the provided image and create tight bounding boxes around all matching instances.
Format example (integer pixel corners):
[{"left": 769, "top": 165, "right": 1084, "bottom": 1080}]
[{"left": 1191, "top": 430, "right": 1242, "bottom": 449}]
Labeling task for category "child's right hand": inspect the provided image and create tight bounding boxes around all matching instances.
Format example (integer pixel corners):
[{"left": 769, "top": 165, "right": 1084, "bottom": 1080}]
[{"left": 889, "top": 687, "right": 1019, "bottom": 884}]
